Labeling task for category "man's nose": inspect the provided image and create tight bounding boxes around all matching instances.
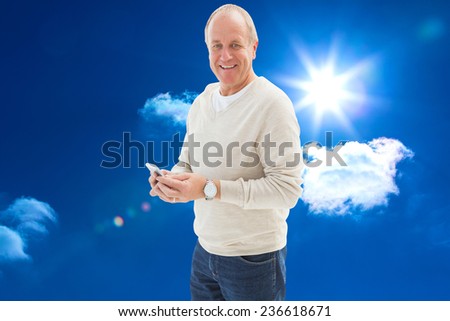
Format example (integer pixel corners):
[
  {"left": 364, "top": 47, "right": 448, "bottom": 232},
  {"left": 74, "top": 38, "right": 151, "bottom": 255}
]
[{"left": 220, "top": 47, "right": 232, "bottom": 61}]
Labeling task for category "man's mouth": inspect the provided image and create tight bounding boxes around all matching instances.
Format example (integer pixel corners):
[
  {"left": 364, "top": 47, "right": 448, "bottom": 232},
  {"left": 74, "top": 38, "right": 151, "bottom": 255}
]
[{"left": 220, "top": 65, "right": 237, "bottom": 70}]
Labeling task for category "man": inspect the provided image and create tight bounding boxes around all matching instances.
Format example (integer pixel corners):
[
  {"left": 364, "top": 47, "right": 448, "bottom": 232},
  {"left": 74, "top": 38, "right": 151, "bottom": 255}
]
[{"left": 149, "top": 4, "right": 303, "bottom": 300}]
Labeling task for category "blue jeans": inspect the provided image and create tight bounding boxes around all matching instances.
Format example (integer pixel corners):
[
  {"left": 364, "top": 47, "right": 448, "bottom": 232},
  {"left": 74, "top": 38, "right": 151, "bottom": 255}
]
[{"left": 190, "top": 241, "right": 287, "bottom": 301}]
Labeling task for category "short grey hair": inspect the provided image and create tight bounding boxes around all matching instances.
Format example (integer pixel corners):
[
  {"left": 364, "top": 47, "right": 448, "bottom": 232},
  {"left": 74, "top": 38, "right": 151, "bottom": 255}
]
[{"left": 204, "top": 4, "right": 258, "bottom": 45}]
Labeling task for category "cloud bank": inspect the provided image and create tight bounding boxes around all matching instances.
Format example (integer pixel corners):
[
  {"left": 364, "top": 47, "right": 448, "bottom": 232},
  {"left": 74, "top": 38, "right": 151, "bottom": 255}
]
[
  {"left": 0, "top": 197, "right": 57, "bottom": 263},
  {"left": 302, "top": 137, "right": 414, "bottom": 214},
  {"left": 139, "top": 91, "right": 198, "bottom": 124}
]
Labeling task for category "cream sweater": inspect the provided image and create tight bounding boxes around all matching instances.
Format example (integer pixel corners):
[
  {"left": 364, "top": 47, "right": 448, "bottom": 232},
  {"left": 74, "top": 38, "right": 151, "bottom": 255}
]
[{"left": 173, "top": 77, "right": 303, "bottom": 256}]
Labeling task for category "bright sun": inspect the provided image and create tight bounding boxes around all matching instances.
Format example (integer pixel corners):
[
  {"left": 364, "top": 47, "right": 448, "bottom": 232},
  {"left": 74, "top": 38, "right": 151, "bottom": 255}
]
[
  {"left": 301, "top": 65, "right": 347, "bottom": 112},
  {"left": 284, "top": 46, "right": 373, "bottom": 131}
]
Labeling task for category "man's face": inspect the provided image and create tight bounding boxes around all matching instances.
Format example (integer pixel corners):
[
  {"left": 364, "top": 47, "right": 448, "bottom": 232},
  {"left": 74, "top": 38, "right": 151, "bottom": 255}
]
[{"left": 206, "top": 12, "right": 258, "bottom": 96}]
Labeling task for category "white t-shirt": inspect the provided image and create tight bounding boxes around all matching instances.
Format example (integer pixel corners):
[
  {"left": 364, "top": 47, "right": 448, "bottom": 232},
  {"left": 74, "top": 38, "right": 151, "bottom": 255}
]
[{"left": 211, "top": 82, "right": 253, "bottom": 113}]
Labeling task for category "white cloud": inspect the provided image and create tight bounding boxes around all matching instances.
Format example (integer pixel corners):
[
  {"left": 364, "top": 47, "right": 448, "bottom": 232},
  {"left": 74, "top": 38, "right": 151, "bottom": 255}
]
[
  {"left": 0, "top": 226, "right": 29, "bottom": 261},
  {"left": 138, "top": 91, "right": 198, "bottom": 124},
  {"left": 0, "top": 197, "right": 57, "bottom": 263},
  {"left": 302, "top": 137, "right": 414, "bottom": 215}
]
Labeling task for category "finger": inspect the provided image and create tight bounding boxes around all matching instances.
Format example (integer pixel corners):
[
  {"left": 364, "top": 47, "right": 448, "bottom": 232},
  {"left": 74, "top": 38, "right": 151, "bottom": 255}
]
[
  {"left": 148, "top": 178, "right": 178, "bottom": 203},
  {"left": 149, "top": 173, "right": 158, "bottom": 188},
  {"left": 150, "top": 183, "right": 162, "bottom": 197},
  {"left": 151, "top": 182, "right": 173, "bottom": 198},
  {"left": 157, "top": 182, "right": 182, "bottom": 199},
  {"left": 156, "top": 176, "right": 186, "bottom": 190},
  {"left": 161, "top": 169, "right": 172, "bottom": 175},
  {"left": 168, "top": 173, "right": 191, "bottom": 181},
  {"left": 158, "top": 192, "right": 176, "bottom": 203},
  {"left": 149, "top": 177, "right": 155, "bottom": 189}
]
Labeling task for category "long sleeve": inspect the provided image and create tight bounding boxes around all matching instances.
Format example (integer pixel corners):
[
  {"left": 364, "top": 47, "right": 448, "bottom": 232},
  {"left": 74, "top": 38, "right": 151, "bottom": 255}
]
[
  {"left": 171, "top": 132, "right": 193, "bottom": 174},
  {"left": 219, "top": 97, "right": 303, "bottom": 209}
]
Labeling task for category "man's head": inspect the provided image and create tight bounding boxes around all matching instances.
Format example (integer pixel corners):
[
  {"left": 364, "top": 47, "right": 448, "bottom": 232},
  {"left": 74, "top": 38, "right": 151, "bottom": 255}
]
[{"left": 204, "top": 4, "right": 259, "bottom": 96}]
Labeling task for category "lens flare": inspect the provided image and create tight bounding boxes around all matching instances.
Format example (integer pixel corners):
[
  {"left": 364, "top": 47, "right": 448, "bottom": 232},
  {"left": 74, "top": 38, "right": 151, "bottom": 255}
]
[
  {"left": 95, "top": 200, "right": 153, "bottom": 233},
  {"left": 113, "top": 215, "right": 124, "bottom": 227},
  {"left": 126, "top": 207, "right": 137, "bottom": 218},
  {"left": 418, "top": 17, "right": 445, "bottom": 42},
  {"left": 141, "top": 201, "right": 151, "bottom": 212}
]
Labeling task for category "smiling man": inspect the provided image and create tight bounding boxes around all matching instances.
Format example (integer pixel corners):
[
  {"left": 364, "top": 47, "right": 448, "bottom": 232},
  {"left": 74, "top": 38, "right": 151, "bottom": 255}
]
[
  {"left": 206, "top": 6, "right": 257, "bottom": 96},
  {"left": 149, "top": 4, "right": 303, "bottom": 301}
]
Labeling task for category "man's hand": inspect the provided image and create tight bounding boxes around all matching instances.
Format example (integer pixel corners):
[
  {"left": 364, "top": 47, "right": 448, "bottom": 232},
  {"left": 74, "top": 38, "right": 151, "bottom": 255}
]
[
  {"left": 156, "top": 173, "right": 207, "bottom": 203},
  {"left": 149, "top": 172, "right": 221, "bottom": 203},
  {"left": 148, "top": 170, "right": 177, "bottom": 203}
]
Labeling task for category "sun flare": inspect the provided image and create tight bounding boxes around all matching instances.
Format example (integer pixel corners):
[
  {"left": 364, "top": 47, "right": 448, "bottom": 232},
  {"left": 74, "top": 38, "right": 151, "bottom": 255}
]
[{"left": 284, "top": 46, "right": 373, "bottom": 131}]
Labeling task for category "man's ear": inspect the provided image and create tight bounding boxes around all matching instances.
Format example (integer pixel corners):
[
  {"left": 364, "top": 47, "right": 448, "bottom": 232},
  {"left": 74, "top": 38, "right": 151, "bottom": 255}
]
[{"left": 252, "top": 41, "right": 258, "bottom": 59}]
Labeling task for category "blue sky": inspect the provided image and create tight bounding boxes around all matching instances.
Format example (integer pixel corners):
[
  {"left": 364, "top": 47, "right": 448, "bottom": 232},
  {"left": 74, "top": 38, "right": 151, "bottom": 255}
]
[{"left": 1, "top": 0, "right": 449, "bottom": 300}]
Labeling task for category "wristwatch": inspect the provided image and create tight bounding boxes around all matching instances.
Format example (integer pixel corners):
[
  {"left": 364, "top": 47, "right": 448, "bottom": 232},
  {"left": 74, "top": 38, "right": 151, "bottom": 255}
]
[{"left": 203, "top": 179, "right": 217, "bottom": 201}]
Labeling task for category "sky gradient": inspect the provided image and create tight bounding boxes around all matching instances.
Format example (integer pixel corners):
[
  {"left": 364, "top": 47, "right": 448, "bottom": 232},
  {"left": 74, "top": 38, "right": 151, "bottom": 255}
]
[{"left": 1, "top": 0, "right": 449, "bottom": 300}]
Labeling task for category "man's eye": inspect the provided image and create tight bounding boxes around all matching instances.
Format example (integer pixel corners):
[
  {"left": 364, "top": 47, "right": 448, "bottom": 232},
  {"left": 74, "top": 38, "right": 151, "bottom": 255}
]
[
  {"left": 212, "top": 44, "right": 222, "bottom": 50},
  {"left": 231, "top": 43, "right": 241, "bottom": 49}
]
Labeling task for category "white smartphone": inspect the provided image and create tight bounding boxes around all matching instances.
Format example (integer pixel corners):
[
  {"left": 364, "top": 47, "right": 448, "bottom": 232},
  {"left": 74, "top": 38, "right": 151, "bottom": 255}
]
[{"left": 145, "top": 163, "right": 164, "bottom": 176}]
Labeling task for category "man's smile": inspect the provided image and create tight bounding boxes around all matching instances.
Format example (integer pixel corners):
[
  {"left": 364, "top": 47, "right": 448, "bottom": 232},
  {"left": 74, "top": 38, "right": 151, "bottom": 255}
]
[{"left": 220, "top": 64, "right": 237, "bottom": 69}]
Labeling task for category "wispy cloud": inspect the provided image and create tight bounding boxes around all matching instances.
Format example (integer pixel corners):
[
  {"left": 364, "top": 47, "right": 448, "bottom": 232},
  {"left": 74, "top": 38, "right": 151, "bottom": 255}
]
[
  {"left": 302, "top": 137, "right": 414, "bottom": 214},
  {"left": 138, "top": 91, "right": 198, "bottom": 124},
  {"left": 0, "top": 197, "right": 57, "bottom": 263}
]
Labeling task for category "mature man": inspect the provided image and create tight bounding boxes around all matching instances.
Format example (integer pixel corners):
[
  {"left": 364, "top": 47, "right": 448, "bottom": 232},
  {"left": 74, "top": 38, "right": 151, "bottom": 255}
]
[{"left": 149, "top": 4, "right": 303, "bottom": 300}]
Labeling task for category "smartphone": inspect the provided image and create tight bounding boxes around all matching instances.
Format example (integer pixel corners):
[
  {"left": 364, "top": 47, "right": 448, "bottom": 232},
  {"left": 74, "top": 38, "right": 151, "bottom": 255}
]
[{"left": 145, "top": 163, "right": 164, "bottom": 176}]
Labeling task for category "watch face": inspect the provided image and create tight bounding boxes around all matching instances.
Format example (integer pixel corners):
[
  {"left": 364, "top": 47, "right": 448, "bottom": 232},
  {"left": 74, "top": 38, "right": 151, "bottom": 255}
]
[{"left": 204, "top": 181, "right": 217, "bottom": 197}]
